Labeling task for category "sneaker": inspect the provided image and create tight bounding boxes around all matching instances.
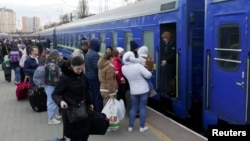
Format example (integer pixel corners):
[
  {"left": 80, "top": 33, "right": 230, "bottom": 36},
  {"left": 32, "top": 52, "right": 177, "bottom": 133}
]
[
  {"left": 48, "top": 118, "right": 61, "bottom": 124},
  {"left": 139, "top": 126, "right": 148, "bottom": 132},
  {"left": 55, "top": 114, "right": 62, "bottom": 119},
  {"left": 128, "top": 127, "right": 133, "bottom": 132}
]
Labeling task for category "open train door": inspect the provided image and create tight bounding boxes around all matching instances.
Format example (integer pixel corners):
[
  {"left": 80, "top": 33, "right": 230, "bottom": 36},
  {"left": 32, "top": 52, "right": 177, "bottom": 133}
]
[{"left": 209, "top": 13, "right": 248, "bottom": 124}]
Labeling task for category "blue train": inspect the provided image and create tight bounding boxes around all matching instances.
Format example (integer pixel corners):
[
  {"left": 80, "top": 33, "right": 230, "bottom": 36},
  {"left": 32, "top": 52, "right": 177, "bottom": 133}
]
[{"left": 30, "top": 0, "right": 250, "bottom": 130}]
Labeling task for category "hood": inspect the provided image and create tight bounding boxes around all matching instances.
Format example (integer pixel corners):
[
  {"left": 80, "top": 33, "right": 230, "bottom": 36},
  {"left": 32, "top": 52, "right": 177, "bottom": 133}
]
[
  {"left": 98, "top": 55, "right": 111, "bottom": 69},
  {"left": 90, "top": 39, "right": 100, "bottom": 52},
  {"left": 138, "top": 46, "right": 148, "bottom": 57},
  {"left": 122, "top": 51, "right": 135, "bottom": 65},
  {"left": 61, "top": 61, "right": 83, "bottom": 78}
]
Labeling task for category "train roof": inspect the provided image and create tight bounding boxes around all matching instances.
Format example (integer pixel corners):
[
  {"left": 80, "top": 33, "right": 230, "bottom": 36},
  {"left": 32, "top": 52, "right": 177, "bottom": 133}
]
[{"left": 57, "top": 0, "right": 177, "bottom": 31}]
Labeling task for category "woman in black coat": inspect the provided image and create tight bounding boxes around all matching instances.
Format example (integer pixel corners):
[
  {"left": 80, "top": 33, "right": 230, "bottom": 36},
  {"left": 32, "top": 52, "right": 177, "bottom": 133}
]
[{"left": 52, "top": 56, "right": 93, "bottom": 141}]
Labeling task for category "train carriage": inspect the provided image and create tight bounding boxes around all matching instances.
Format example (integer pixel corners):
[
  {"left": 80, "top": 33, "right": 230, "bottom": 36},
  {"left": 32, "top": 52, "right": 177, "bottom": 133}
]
[
  {"left": 203, "top": 0, "right": 250, "bottom": 129},
  {"left": 32, "top": 0, "right": 208, "bottom": 130}
]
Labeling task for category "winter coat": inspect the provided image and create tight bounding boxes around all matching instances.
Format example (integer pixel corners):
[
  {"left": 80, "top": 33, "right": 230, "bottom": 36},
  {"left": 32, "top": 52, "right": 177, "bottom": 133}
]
[
  {"left": 121, "top": 51, "right": 152, "bottom": 95},
  {"left": 112, "top": 56, "right": 123, "bottom": 86},
  {"left": 52, "top": 61, "right": 92, "bottom": 138},
  {"left": 85, "top": 39, "right": 100, "bottom": 80},
  {"left": 98, "top": 55, "right": 117, "bottom": 96}
]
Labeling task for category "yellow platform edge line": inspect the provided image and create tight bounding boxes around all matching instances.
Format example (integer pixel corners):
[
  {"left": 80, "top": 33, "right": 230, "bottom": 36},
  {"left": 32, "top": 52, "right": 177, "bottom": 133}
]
[{"left": 146, "top": 123, "right": 171, "bottom": 141}]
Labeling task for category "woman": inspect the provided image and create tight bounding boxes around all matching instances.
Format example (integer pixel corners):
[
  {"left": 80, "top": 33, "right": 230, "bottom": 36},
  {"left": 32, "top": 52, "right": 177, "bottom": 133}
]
[
  {"left": 52, "top": 56, "right": 93, "bottom": 141},
  {"left": 121, "top": 51, "right": 152, "bottom": 132},
  {"left": 98, "top": 51, "right": 117, "bottom": 106}
]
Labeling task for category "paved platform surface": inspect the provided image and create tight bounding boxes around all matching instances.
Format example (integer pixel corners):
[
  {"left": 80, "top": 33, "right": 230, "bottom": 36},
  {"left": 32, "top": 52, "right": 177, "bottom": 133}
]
[{"left": 0, "top": 67, "right": 207, "bottom": 141}]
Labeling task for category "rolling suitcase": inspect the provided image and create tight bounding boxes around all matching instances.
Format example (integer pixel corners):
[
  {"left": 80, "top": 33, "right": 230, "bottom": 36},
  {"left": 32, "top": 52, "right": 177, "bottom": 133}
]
[
  {"left": 28, "top": 86, "right": 47, "bottom": 112},
  {"left": 16, "top": 79, "right": 31, "bottom": 100}
]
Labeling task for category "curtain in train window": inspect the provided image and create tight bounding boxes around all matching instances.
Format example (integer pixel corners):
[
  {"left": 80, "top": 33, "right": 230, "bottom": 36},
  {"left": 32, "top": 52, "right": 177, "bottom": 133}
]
[
  {"left": 100, "top": 33, "right": 106, "bottom": 53},
  {"left": 142, "top": 30, "right": 154, "bottom": 58},
  {"left": 111, "top": 32, "right": 118, "bottom": 49},
  {"left": 124, "top": 31, "right": 133, "bottom": 51},
  {"left": 217, "top": 24, "right": 240, "bottom": 71},
  {"left": 90, "top": 33, "right": 95, "bottom": 40}
]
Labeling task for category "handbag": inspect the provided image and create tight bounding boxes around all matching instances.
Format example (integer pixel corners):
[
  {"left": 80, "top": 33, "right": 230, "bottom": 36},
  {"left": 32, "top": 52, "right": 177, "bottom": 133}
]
[{"left": 66, "top": 101, "right": 88, "bottom": 123}]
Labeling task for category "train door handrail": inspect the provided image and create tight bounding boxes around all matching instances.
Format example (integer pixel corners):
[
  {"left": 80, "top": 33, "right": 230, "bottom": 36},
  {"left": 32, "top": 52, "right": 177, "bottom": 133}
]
[
  {"left": 245, "top": 58, "right": 249, "bottom": 122},
  {"left": 206, "top": 49, "right": 211, "bottom": 109}
]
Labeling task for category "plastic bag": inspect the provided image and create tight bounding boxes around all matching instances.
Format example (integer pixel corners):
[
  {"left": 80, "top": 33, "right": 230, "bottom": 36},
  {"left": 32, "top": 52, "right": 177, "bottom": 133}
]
[
  {"left": 102, "top": 98, "right": 120, "bottom": 130},
  {"left": 115, "top": 99, "right": 126, "bottom": 120}
]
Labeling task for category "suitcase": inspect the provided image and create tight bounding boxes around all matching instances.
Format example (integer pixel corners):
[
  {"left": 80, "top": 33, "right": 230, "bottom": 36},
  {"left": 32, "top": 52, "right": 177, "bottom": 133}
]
[
  {"left": 16, "top": 80, "right": 31, "bottom": 100},
  {"left": 89, "top": 111, "right": 109, "bottom": 135},
  {"left": 28, "top": 86, "right": 47, "bottom": 112}
]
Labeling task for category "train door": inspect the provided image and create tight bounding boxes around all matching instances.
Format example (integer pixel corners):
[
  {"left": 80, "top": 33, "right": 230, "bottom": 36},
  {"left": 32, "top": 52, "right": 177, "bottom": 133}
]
[
  {"left": 159, "top": 23, "right": 176, "bottom": 97},
  {"left": 210, "top": 13, "right": 247, "bottom": 124}
]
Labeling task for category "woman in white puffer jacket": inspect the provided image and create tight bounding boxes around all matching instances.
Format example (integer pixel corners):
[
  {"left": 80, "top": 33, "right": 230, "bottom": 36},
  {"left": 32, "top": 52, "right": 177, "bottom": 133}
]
[{"left": 121, "top": 51, "right": 152, "bottom": 132}]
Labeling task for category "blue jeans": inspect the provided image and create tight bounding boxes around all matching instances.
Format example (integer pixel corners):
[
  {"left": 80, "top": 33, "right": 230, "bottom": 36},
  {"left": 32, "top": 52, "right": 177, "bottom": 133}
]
[
  {"left": 87, "top": 78, "right": 103, "bottom": 113},
  {"left": 12, "top": 66, "right": 20, "bottom": 82},
  {"left": 44, "top": 85, "right": 57, "bottom": 120},
  {"left": 147, "top": 79, "right": 154, "bottom": 92},
  {"left": 129, "top": 92, "right": 149, "bottom": 128}
]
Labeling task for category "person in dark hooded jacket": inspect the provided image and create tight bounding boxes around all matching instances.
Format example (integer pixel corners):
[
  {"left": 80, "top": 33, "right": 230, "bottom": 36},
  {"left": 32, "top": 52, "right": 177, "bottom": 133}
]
[
  {"left": 85, "top": 39, "right": 103, "bottom": 112},
  {"left": 52, "top": 56, "right": 93, "bottom": 141}
]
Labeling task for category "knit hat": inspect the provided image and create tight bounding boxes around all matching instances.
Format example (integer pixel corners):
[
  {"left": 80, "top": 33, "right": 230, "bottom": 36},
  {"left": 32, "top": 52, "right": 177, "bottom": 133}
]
[
  {"left": 138, "top": 46, "right": 148, "bottom": 57},
  {"left": 116, "top": 47, "right": 124, "bottom": 54},
  {"left": 49, "top": 49, "right": 59, "bottom": 58},
  {"left": 130, "top": 40, "right": 139, "bottom": 51}
]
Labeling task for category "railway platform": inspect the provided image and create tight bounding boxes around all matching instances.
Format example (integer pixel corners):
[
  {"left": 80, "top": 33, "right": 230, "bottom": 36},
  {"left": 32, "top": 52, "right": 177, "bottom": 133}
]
[{"left": 0, "top": 67, "right": 207, "bottom": 141}]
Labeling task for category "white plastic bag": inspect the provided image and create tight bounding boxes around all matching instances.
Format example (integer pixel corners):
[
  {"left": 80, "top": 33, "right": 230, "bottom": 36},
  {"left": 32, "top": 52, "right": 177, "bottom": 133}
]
[
  {"left": 102, "top": 98, "right": 120, "bottom": 130},
  {"left": 115, "top": 99, "right": 126, "bottom": 120}
]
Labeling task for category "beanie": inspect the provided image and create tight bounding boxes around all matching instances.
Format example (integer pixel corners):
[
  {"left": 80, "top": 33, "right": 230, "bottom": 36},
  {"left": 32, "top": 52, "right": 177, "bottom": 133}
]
[
  {"left": 49, "top": 49, "right": 59, "bottom": 58},
  {"left": 130, "top": 40, "right": 139, "bottom": 51},
  {"left": 116, "top": 47, "right": 124, "bottom": 54}
]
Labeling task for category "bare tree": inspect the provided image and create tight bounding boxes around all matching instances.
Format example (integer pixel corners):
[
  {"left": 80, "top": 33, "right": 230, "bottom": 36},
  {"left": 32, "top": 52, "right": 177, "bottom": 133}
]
[{"left": 77, "top": 0, "right": 89, "bottom": 19}]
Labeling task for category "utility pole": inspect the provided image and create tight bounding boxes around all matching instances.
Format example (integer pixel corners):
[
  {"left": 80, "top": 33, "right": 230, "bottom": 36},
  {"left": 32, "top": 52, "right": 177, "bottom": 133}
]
[{"left": 99, "top": 0, "right": 102, "bottom": 13}]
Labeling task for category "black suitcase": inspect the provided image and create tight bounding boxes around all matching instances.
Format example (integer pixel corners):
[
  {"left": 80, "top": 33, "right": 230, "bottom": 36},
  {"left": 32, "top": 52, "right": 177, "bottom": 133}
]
[
  {"left": 28, "top": 86, "right": 47, "bottom": 112},
  {"left": 89, "top": 111, "right": 109, "bottom": 135}
]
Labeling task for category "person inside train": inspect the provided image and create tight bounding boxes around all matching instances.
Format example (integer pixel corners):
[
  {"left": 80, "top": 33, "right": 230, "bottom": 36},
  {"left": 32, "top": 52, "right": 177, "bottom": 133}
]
[
  {"left": 98, "top": 47, "right": 117, "bottom": 106},
  {"left": 85, "top": 39, "right": 103, "bottom": 112},
  {"left": 122, "top": 51, "right": 152, "bottom": 132},
  {"left": 160, "top": 31, "right": 176, "bottom": 97},
  {"left": 52, "top": 56, "right": 93, "bottom": 141}
]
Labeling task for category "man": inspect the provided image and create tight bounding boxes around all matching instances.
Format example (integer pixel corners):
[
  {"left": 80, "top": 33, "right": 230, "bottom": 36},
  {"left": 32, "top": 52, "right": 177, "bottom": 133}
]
[
  {"left": 24, "top": 46, "right": 39, "bottom": 86},
  {"left": 161, "top": 31, "right": 176, "bottom": 97},
  {"left": 85, "top": 39, "right": 103, "bottom": 112}
]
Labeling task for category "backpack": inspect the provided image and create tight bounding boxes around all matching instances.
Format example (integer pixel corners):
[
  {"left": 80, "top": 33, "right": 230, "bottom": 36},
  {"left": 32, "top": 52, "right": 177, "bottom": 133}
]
[
  {"left": 9, "top": 50, "right": 21, "bottom": 63},
  {"left": 45, "top": 62, "right": 60, "bottom": 86},
  {"left": 142, "top": 56, "right": 154, "bottom": 71},
  {"left": 33, "top": 66, "right": 46, "bottom": 86}
]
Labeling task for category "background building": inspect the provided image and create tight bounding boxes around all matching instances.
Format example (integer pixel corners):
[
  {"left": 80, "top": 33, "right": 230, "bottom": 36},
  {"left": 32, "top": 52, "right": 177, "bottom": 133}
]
[
  {"left": 0, "top": 7, "right": 16, "bottom": 33},
  {"left": 22, "top": 16, "right": 41, "bottom": 33}
]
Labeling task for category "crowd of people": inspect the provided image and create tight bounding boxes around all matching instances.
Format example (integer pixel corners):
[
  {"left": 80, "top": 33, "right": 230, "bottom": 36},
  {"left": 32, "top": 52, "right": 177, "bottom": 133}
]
[{"left": 0, "top": 31, "right": 176, "bottom": 141}]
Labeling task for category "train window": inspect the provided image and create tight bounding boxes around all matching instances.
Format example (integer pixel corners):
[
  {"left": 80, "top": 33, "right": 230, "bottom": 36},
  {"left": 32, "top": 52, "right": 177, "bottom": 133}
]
[
  {"left": 212, "top": 0, "right": 230, "bottom": 3},
  {"left": 90, "top": 33, "right": 95, "bottom": 40},
  {"left": 99, "top": 33, "right": 106, "bottom": 53},
  {"left": 124, "top": 32, "right": 133, "bottom": 51},
  {"left": 111, "top": 32, "right": 118, "bottom": 48},
  {"left": 142, "top": 30, "right": 154, "bottom": 57},
  {"left": 216, "top": 24, "right": 240, "bottom": 71}
]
